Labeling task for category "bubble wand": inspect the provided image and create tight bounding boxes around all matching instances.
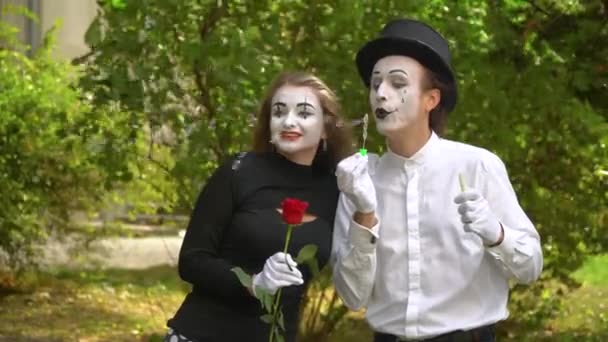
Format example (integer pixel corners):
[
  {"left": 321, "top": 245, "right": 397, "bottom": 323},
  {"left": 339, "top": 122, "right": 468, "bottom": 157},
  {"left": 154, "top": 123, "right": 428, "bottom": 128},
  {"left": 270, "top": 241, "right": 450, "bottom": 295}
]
[
  {"left": 359, "top": 113, "right": 369, "bottom": 156},
  {"left": 458, "top": 174, "right": 466, "bottom": 192}
]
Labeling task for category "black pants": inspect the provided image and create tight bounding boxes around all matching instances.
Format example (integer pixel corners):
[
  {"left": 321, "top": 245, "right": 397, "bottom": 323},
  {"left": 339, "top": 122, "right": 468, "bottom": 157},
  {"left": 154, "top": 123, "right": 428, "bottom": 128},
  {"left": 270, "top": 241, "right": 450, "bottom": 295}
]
[{"left": 373, "top": 324, "right": 495, "bottom": 342}]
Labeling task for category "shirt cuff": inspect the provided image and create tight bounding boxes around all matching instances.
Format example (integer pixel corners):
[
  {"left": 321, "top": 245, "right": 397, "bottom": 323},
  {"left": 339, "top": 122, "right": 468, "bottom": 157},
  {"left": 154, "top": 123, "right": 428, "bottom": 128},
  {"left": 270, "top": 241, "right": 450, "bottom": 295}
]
[
  {"left": 348, "top": 217, "right": 379, "bottom": 253},
  {"left": 486, "top": 225, "right": 518, "bottom": 260}
]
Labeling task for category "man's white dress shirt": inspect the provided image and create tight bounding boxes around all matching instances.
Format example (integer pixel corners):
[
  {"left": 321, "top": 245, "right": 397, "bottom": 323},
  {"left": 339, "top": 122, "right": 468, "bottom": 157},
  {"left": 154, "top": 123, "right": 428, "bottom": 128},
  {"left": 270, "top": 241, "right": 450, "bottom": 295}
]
[{"left": 331, "top": 133, "right": 543, "bottom": 340}]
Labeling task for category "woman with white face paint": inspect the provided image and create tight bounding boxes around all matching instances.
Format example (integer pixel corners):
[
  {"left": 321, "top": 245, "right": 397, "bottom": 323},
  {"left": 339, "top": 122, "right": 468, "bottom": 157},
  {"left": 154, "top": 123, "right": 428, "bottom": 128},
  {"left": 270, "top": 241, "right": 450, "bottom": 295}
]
[
  {"left": 331, "top": 19, "right": 542, "bottom": 342},
  {"left": 166, "top": 72, "right": 353, "bottom": 342}
]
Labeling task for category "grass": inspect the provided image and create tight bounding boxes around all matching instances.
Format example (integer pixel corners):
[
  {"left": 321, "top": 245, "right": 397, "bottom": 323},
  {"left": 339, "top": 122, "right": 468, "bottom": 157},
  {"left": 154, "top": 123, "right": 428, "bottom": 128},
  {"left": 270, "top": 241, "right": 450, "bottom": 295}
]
[
  {"left": 545, "top": 284, "right": 607, "bottom": 341},
  {"left": 0, "top": 266, "right": 188, "bottom": 342},
  {"left": 573, "top": 254, "right": 608, "bottom": 286},
  {"left": 541, "top": 254, "right": 608, "bottom": 341},
  {"left": 0, "top": 255, "right": 607, "bottom": 341}
]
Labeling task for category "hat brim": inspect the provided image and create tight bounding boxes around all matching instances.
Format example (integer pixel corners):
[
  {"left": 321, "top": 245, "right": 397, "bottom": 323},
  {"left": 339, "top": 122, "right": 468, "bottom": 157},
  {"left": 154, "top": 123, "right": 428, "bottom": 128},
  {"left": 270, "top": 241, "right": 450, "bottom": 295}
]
[{"left": 356, "top": 37, "right": 457, "bottom": 113}]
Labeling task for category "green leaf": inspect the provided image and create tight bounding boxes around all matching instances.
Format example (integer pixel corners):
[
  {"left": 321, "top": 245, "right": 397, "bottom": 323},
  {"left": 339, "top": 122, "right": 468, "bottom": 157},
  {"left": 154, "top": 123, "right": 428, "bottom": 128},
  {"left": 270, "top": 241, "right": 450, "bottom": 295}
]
[
  {"left": 230, "top": 267, "right": 252, "bottom": 288},
  {"left": 296, "top": 244, "right": 320, "bottom": 276},
  {"left": 255, "top": 290, "right": 274, "bottom": 312},
  {"left": 277, "top": 309, "right": 285, "bottom": 330},
  {"left": 264, "top": 293, "right": 274, "bottom": 312},
  {"left": 110, "top": 0, "right": 126, "bottom": 9},
  {"left": 260, "top": 314, "right": 273, "bottom": 324},
  {"left": 295, "top": 244, "right": 317, "bottom": 263},
  {"left": 84, "top": 17, "right": 102, "bottom": 47},
  {"left": 306, "top": 258, "right": 320, "bottom": 277}
]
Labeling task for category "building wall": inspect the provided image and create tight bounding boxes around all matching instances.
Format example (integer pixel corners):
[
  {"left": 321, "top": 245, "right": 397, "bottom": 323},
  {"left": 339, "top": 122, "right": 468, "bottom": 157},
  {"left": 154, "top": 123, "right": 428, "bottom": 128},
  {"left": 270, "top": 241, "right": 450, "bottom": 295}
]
[
  {"left": 40, "top": 0, "right": 97, "bottom": 59},
  {"left": 0, "top": 0, "right": 34, "bottom": 50},
  {"left": 0, "top": 0, "right": 97, "bottom": 60}
]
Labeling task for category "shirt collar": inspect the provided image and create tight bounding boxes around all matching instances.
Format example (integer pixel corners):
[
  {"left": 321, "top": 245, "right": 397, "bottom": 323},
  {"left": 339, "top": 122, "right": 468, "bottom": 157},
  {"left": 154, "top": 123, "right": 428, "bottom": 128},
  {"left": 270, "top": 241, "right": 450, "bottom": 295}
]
[{"left": 385, "top": 131, "right": 440, "bottom": 167}]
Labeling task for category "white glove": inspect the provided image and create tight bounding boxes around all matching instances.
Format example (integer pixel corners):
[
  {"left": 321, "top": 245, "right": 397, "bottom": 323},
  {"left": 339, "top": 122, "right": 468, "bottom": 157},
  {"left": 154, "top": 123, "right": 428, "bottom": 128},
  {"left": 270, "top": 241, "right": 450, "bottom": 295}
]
[
  {"left": 252, "top": 252, "right": 303, "bottom": 295},
  {"left": 454, "top": 189, "right": 502, "bottom": 245},
  {"left": 336, "top": 153, "right": 377, "bottom": 213}
]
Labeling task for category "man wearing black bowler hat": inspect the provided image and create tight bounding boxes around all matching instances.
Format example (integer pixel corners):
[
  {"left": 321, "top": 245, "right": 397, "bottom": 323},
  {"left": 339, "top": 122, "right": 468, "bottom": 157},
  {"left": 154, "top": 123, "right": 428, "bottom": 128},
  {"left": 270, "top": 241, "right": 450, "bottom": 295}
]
[{"left": 331, "top": 18, "right": 543, "bottom": 342}]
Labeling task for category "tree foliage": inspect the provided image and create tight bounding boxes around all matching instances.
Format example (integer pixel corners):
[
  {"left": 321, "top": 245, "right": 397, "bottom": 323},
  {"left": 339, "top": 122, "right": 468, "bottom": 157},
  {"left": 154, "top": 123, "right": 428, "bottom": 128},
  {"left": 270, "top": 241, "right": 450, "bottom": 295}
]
[{"left": 0, "top": 7, "right": 175, "bottom": 270}]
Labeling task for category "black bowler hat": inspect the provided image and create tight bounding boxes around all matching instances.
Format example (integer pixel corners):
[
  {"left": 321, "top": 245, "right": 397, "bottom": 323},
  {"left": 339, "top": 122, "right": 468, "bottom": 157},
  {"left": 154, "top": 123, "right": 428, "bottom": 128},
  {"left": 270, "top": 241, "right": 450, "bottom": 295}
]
[{"left": 356, "top": 18, "right": 457, "bottom": 113}]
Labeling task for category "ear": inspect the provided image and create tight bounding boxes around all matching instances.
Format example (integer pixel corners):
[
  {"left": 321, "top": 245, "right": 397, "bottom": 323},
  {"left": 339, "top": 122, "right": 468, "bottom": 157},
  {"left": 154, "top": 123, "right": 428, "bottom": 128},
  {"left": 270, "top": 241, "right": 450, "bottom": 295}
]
[{"left": 425, "top": 88, "right": 441, "bottom": 113}]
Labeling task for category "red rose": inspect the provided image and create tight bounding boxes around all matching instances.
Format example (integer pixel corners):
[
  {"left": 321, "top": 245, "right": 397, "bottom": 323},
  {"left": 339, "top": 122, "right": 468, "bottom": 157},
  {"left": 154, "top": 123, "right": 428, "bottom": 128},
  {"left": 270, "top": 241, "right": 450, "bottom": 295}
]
[{"left": 281, "top": 198, "right": 309, "bottom": 225}]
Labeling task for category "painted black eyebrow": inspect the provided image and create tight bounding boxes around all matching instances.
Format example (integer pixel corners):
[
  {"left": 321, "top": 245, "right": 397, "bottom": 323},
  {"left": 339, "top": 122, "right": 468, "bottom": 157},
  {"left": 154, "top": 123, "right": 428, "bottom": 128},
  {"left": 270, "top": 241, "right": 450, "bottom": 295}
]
[
  {"left": 389, "top": 69, "right": 408, "bottom": 76},
  {"left": 272, "top": 102, "right": 287, "bottom": 107},
  {"left": 297, "top": 102, "right": 316, "bottom": 110}
]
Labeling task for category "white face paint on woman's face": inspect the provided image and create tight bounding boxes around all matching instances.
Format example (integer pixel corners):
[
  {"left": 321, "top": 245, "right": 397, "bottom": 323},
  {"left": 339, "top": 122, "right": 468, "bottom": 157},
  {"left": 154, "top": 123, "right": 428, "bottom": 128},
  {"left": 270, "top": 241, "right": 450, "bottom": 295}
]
[
  {"left": 269, "top": 85, "right": 325, "bottom": 162},
  {"left": 369, "top": 55, "right": 426, "bottom": 135}
]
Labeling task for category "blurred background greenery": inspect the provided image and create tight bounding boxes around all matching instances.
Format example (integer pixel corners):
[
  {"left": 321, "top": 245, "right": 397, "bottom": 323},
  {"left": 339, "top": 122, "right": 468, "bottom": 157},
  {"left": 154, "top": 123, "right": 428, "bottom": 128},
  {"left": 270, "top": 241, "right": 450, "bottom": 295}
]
[{"left": 0, "top": 0, "right": 606, "bottom": 341}]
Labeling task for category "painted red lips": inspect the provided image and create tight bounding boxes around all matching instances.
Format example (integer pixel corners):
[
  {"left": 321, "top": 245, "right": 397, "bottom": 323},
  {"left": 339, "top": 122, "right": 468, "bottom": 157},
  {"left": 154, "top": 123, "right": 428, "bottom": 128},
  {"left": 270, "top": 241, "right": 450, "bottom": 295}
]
[{"left": 280, "top": 131, "right": 302, "bottom": 141}]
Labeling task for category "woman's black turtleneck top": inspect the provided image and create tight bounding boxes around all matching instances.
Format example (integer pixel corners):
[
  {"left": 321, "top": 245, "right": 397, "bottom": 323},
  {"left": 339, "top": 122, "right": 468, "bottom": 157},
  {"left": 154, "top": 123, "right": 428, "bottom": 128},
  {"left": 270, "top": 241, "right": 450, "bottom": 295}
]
[{"left": 167, "top": 151, "right": 339, "bottom": 342}]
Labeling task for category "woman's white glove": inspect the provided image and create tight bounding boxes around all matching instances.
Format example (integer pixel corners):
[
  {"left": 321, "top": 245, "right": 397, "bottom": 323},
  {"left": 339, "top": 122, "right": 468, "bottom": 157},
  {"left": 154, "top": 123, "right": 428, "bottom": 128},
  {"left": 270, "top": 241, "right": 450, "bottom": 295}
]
[{"left": 252, "top": 252, "right": 303, "bottom": 295}]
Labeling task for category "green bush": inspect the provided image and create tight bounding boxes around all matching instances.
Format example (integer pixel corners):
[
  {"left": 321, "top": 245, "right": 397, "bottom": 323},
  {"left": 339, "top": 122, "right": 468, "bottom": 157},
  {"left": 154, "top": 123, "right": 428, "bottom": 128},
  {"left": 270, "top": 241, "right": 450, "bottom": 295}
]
[{"left": 0, "top": 11, "right": 175, "bottom": 271}]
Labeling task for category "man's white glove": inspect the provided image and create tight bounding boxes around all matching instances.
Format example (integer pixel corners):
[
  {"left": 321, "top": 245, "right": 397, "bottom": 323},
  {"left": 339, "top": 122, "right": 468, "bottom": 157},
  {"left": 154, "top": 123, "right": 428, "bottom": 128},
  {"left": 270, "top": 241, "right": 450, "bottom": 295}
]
[
  {"left": 454, "top": 189, "right": 502, "bottom": 246},
  {"left": 336, "top": 153, "right": 377, "bottom": 214},
  {"left": 252, "top": 252, "right": 303, "bottom": 295}
]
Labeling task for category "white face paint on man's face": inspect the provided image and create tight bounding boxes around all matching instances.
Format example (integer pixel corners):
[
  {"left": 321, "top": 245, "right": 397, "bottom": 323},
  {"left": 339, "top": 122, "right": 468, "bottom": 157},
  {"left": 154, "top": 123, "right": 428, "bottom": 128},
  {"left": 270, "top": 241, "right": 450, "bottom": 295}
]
[
  {"left": 369, "top": 55, "right": 426, "bottom": 135},
  {"left": 270, "top": 85, "right": 325, "bottom": 160}
]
